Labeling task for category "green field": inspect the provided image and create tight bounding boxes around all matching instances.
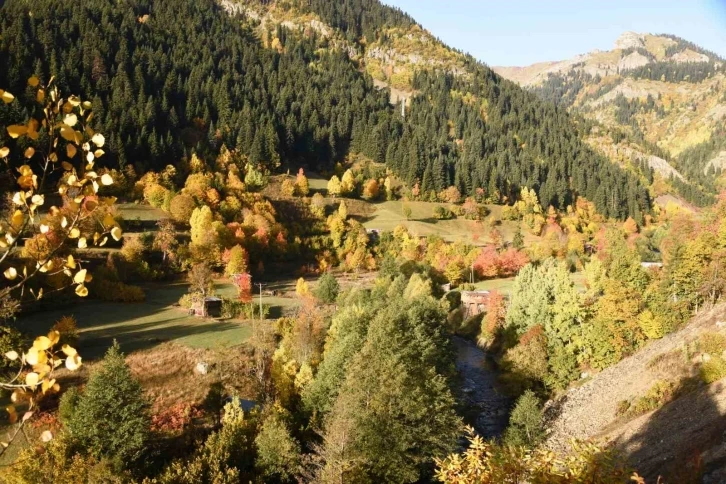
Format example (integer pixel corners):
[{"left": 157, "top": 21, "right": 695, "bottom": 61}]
[
  {"left": 18, "top": 281, "right": 300, "bottom": 360},
  {"left": 355, "top": 200, "right": 532, "bottom": 245}
]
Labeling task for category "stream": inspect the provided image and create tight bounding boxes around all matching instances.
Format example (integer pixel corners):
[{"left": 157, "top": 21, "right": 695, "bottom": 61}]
[{"left": 452, "top": 336, "right": 512, "bottom": 439}]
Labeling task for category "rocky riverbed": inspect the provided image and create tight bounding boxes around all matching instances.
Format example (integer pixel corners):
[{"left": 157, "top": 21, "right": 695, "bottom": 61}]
[{"left": 452, "top": 336, "right": 512, "bottom": 439}]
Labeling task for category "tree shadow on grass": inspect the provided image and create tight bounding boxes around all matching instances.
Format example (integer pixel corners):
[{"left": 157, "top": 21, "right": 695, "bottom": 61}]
[
  {"left": 613, "top": 376, "right": 726, "bottom": 482},
  {"left": 77, "top": 316, "right": 248, "bottom": 358}
]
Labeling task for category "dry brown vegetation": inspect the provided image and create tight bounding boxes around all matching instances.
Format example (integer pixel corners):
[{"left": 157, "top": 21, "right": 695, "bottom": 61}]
[{"left": 125, "top": 342, "right": 256, "bottom": 413}]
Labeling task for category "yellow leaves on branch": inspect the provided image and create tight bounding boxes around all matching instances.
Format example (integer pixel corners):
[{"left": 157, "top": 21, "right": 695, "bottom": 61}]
[
  {"left": 1, "top": 328, "right": 82, "bottom": 420},
  {"left": 0, "top": 90, "right": 14, "bottom": 104},
  {"left": 63, "top": 113, "right": 78, "bottom": 127},
  {"left": 65, "top": 354, "right": 82, "bottom": 370},
  {"left": 4, "top": 267, "right": 17, "bottom": 280},
  {"left": 7, "top": 125, "right": 27, "bottom": 138},
  {"left": 73, "top": 269, "right": 87, "bottom": 284},
  {"left": 91, "top": 133, "right": 105, "bottom": 147}
]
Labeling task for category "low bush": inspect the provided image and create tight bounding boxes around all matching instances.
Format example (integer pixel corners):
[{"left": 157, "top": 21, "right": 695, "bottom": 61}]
[
  {"left": 221, "top": 298, "right": 270, "bottom": 319},
  {"left": 630, "top": 380, "right": 675, "bottom": 415},
  {"left": 93, "top": 280, "right": 146, "bottom": 303},
  {"left": 701, "top": 355, "right": 726, "bottom": 384},
  {"left": 178, "top": 293, "right": 195, "bottom": 309},
  {"left": 618, "top": 380, "right": 676, "bottom": 418},
  {"left": 433, "top": 205, "right": 454, "bottom": 220},
  {"left": 699, "top": 331, "right": 726, "bottom": 356},
  {"left": 51, "top": 315, "right": 79, "bottom": 348}
]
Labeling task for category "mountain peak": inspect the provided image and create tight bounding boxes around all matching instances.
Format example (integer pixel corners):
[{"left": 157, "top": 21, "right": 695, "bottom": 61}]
[{"left": 614, "top": 31, "right": 645, "bottom": 50}]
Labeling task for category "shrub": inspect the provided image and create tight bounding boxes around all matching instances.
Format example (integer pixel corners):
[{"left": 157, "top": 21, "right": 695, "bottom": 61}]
[
  {"left": 503, "top": 326, "right": 549, "bottom": 389},
  {"left": 433, "top": 205, "right": 453, "bottom": 220},
  {"left": 65, "top": 342, "right": 151, "bottom": 472},
  {"left": 51, "top": 315, "right": 79, "bottom": 348},
  {"left": 626, "top": 380, "right": 676, "bottom": 416},
  {"left": 314, "top": 272, "right": 340, "bottom": 304},
  {"left": 436, "top": 431, "right": 633, "bottom": 483},
  {"left": 701, "top": 355, "right": 726, "bottom": 384},
  {"left": 151, "top": 403, "right": 204, "bottom": 434},
  {"left": 179, "top": 293, "right": 195, "bottom": 309},
  {"left": 59, "top": 386, "right": 81, "bottom": 425},
  {"left": 616, "top": 399, "right": 631, "bottom": 417},
  {"left": 700, "top": 331, "right": 726, "bottom": 356},
  {"left": 280, "top": 178, "right": 296, "bottom": 198},
  {"left": 154, "top": 398, "right": 257, "bottom": 483},
  {"left": 221, "top": 298, "right": 270, "bottom": 319},
  {"left": 94, "top": 280, "right": 146, "bottom": 303},
  {"left": 503, "top": 390, "right": 545, "bottom": 448}
]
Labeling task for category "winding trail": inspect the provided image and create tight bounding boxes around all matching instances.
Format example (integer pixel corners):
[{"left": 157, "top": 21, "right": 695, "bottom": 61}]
[{"left": 452, "top": 336, "right": 512, "bottom": 439}]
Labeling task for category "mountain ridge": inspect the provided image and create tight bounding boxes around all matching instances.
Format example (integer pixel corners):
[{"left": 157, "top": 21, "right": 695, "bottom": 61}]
[{"left": 494, "top": 31, "right": 726, "bottom": 206}]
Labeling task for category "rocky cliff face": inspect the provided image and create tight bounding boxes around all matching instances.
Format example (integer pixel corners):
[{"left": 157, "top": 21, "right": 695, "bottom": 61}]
[{"left": 545, "top": 303, "right": 726, "bottom": 481}]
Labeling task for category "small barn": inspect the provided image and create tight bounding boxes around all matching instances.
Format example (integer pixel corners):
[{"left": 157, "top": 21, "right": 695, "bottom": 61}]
[
  {"left": 190, "top": 297, "right": 223, "bottom": 318},
  {"left": 461, "top": 290, "right": 491, "bottom": 319}
]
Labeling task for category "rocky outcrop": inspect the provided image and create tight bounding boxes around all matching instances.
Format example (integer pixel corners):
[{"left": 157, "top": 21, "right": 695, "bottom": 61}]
[
  {"left": 671, "top": 49, "right": 710, "bottom": 64},
  {"left": 615, "top": 31, "right": 646, "bottom": 51},
  {"left": 618, "top": 51, "right": 651, "bottom": 71}
]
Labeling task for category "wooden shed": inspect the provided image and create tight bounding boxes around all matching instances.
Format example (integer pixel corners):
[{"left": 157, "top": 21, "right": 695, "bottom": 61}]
[{"left": 190, "top": 297, "right": 223, "bottom": 318}]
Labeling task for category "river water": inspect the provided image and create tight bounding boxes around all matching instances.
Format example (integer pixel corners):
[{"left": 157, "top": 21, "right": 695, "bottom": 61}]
[{"left": 452, "top": 336, "right": 512, "bottom": 439}]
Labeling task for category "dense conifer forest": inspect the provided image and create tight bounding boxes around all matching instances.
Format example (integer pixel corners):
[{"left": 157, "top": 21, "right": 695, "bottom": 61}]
[{"left": 0, "top": 0, "right": 650, "bottom": 219}]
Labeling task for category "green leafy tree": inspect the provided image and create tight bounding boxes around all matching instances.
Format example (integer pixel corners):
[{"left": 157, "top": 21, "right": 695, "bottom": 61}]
[
  {"left": 255, "top": 410, "right": 302, "bottom": 482},
  {"left": 315, "top": 272, "right": 340, "bottom": 304},
  {"left": 403, "top": 204, "right": 413, "bottom": 220},
  {"left": 316, "top": 294, "right": 461, "bottom": 483}
]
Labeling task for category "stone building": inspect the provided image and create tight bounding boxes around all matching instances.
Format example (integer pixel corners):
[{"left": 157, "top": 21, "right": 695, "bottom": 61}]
[{"left": 461, "top": 290, "right": 491, "bottom": 319}]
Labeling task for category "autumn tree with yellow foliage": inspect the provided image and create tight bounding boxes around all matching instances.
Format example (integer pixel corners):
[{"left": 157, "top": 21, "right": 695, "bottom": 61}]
[{"left": 0, "top": 77, "right": 118, "bottom": 454}]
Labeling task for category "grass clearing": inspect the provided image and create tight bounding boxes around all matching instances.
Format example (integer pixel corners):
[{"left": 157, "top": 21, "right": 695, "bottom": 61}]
[
  {"left": 118, "top": 203, "right": 167, "bottom": 222},
  {"left": 354, "top": 200, "right": 531, "bottom": 245},
  {"left": 18, "top": 280, "right": 300, "bottom": 360}
]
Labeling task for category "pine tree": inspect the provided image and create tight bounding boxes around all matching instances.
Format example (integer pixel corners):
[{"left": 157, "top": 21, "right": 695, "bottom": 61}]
[{"left": 65, "top": 342, "right": 150, "bottom": 471}]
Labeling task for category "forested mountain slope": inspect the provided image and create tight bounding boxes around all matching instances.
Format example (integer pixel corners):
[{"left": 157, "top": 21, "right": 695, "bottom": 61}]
[
  {"left": 0, "top": 0, "right": 650, "bottom": 219},
  {"left": 495, "top": 32, "right": 726, "bottom": 205}
]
